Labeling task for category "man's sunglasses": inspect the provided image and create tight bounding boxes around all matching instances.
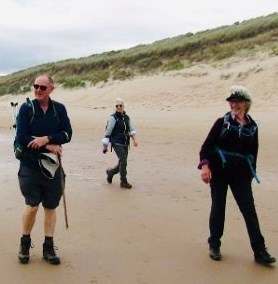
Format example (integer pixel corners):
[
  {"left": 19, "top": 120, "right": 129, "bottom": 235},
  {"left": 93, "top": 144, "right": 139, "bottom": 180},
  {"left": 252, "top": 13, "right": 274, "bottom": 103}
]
[
  {"left": 33, "top": 84, "right": 48, "bottom": 91},
  {"left": 116, "top": 104, "right": 123, "bottom": 108}
]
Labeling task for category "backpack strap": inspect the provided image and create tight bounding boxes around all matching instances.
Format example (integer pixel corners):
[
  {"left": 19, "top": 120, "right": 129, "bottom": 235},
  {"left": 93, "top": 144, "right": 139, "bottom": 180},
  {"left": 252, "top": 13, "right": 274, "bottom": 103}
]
[
  {"left": 26, "top": 97, "right": 35, "bottom": 125},
  {"left": 223, "top": 112, "right": 231, "bottom": 126},
  {"left": 52, "top": 100, "right": 60, "bottom": 125}
]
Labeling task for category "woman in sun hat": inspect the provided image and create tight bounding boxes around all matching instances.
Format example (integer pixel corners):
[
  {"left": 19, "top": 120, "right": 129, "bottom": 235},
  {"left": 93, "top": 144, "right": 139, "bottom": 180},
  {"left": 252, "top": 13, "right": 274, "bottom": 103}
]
[{"left": 198, "top": 85, "right": 276, "bottom": 265}]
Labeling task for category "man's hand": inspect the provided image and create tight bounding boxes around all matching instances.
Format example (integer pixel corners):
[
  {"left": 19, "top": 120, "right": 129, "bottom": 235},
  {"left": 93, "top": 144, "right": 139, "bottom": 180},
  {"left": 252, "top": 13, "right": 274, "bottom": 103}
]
[
  {"left": 45, "top": 144, "right": 63, "bottom": 156},
  {"left": 27, "top": 136, "right": 49, "bottom": 149}
]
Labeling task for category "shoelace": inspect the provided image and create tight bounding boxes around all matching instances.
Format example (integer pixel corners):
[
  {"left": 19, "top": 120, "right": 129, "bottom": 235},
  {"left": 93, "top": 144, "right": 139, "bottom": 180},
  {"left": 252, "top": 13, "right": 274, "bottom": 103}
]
[{"left": 21, "top": 242, "right": 34, "bottom": 254}]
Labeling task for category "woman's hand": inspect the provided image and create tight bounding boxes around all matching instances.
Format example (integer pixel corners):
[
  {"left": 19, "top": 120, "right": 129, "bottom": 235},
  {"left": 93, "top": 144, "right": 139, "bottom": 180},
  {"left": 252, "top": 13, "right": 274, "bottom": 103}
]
[
  {"left": 131, "top": 135, "right": 138, "bottom": 147},
  {"left": 201, "top": 164, "right": 211, "bottom": 184}
]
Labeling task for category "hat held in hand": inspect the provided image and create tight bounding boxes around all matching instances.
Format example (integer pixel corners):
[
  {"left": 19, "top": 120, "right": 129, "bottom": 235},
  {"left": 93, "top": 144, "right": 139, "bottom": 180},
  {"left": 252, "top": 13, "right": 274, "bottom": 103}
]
[{"left": 38, "top": 153, "right": 60, "bottom": 179}]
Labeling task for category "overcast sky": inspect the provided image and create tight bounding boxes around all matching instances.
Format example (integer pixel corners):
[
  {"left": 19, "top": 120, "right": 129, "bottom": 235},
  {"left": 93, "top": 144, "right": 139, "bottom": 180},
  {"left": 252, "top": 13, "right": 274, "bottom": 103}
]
[{"left": 0, "top": 0, "right": 277, "bottom": 75}]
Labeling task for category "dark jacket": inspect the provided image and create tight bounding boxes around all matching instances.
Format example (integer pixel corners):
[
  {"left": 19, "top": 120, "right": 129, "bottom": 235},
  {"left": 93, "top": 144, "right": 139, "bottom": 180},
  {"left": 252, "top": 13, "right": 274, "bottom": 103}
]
[
  {"left": 16, "top": 98, "right": 72, "bottom": 168},
  {"left": 198, "top": 112, "right": 258, "bottom": 179}
]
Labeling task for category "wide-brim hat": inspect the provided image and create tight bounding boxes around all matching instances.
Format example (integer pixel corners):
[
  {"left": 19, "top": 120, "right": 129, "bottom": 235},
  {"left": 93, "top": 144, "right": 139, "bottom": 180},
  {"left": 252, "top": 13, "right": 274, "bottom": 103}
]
[
  {"left": 38, "top": 153, "right": 60, "bottom": 179},
  {"left": 226, "top": 85, "right": 252, "bottom": 102}
]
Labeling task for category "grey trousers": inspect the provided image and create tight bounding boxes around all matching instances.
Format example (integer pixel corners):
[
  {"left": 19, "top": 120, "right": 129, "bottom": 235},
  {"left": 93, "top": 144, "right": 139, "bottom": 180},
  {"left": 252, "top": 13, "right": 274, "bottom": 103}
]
[{"left": 110, "top": 145, "right": 129, "bottom": 182}]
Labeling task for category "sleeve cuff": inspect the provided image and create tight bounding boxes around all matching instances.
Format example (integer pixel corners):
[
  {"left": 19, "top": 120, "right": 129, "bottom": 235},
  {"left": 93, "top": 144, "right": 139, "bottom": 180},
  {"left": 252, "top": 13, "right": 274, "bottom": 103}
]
[
  {"left": 198, "top": 159, "right": 209, "bottom": 170},
  {"left": 102, "top": 137, "right": 110, "bottom": 147},
  {"left": 130, "top": 130, "right": 136, "bottom": 136}
]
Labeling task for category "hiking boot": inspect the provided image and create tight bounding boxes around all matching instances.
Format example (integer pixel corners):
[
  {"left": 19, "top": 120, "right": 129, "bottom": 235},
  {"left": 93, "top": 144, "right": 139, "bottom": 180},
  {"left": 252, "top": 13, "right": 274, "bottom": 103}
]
[
  {"left": 43, "top": 242, "right": 61, "bottom": 265},
  {"left": 106, "top": 169, "right": 113, "bottom": 184},
  {"left": 18, "top": 237, "right": 32, "bottom": 264},
  {"left": 254, "top": 248, "right": 276, "bottom": 265},
  {"left": 209, "top": 247, "right": 222, "bottom": 261},
  {"left": 120, "top": 181, "right": 132, "bottom": 189}
]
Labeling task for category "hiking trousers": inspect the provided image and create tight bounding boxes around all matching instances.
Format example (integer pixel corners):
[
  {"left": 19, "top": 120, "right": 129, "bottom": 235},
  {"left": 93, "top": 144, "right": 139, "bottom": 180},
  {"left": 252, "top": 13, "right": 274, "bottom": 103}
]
[
  {"left": 208, "top": 174, "right": 265, "bottom": 252},
  {"left": 111, "top": 145, "right": 129, "bottom": 182}
]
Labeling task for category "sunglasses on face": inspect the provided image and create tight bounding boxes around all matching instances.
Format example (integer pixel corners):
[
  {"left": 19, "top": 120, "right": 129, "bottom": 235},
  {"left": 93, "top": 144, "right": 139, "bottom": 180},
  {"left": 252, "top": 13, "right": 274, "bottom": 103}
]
[
  {"left": 115, "top": 104, "right": 123, "bottom": 108},
  {"left": 33, "top": 84, "right": 48, "bottom": 91},
  {"left": 229, "top": 100, "right": 244, "bottom": 104}
]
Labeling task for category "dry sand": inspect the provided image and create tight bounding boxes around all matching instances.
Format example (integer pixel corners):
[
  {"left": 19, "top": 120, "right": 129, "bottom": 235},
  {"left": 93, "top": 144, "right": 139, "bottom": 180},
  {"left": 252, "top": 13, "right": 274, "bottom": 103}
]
[{"left": 0, "top": 52, "right": 277, "bottom": 283}]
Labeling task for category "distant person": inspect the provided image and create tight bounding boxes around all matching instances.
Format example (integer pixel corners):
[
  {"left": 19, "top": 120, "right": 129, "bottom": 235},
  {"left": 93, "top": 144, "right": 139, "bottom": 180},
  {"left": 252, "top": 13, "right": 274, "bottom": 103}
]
[
  {"left": 102, "top": 98, "right": 138, "bottom": 189},
  {"left": 16, "top": 74, "right": 72, "bottom": 265},
  {"left": 198, "top": 85, "right": 276, "bottom": 265}
]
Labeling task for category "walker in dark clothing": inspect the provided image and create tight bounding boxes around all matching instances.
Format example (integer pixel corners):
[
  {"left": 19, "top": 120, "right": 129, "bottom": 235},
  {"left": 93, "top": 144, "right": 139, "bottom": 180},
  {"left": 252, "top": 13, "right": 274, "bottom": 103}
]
[
  {"left": 199, "top": 111, "right": 275, "bottom": 264},
  {"left": 16, "top": 95, "right": 72, "bottom": 265}
]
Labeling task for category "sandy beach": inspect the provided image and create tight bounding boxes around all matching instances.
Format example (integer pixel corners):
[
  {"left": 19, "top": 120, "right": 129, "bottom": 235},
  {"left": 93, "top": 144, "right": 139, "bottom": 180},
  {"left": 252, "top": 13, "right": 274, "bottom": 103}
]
[{"left": 0, "top": 52, "right": 277, "bottom": 283}]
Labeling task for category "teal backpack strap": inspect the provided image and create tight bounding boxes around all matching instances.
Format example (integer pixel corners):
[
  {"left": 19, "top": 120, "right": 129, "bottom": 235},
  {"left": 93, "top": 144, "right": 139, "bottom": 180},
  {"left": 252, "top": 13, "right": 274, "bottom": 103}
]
[{"left": 215, "top": 146, "right": 227, "bottom": 167}]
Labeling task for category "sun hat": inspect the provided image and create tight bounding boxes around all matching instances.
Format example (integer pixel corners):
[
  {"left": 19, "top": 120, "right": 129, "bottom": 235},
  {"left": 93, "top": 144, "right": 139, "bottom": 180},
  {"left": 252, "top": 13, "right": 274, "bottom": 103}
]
[
  {"left": 226, "top": 85, "right": 252, "bottom": 102},
  {"left": 38, "top": 153, "right": 60, "bottom": 179}
]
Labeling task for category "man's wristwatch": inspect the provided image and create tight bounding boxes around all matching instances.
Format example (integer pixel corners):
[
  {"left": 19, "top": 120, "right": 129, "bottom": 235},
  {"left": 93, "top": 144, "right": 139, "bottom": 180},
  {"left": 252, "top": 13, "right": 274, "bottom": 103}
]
[{"left": 48, "top": 135, "right": 53, "bottom": 143}]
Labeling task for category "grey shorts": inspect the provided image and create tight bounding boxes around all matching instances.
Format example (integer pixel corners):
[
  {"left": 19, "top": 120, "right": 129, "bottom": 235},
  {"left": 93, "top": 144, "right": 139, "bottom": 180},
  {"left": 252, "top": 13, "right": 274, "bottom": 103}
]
[{"left": 18, "top": 165, "right": 65, "bottom": 209}]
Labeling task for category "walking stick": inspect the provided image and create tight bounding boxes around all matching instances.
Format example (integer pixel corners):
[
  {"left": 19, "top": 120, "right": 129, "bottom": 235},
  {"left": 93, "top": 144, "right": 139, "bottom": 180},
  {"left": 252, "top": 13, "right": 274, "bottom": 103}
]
[
  {"left": 62, "top": 177, "right": 69, "bottom": 230},
  {"left": 58, "top": 155, "right": 69, "bottom": 229}
]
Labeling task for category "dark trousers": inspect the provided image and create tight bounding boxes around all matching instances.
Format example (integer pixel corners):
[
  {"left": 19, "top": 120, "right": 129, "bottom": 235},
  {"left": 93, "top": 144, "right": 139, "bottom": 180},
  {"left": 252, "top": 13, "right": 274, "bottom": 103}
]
[
  {"left": 110, "top": 145, "right": 129, "bottom": 182},
  {"left": 208, "top": 174, "right": 265, "bottom": 252}
]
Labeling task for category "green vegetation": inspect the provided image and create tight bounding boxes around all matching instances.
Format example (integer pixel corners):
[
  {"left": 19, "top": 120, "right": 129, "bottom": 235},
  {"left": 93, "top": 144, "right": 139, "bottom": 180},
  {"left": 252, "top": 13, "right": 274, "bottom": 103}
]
[
  {"left": 164, "top": 59, "right": 186, "bottom": 71},
  {"left": 0, "top": 13, "right": 277, "bottom": 96},
  {"left": 60, "top": 78, "right": 86, "bottom": 88}
]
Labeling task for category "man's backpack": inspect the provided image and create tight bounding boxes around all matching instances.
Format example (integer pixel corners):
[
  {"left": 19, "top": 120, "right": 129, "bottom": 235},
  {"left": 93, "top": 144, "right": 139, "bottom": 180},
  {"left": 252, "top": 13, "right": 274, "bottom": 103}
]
[{"left": 13, "top": 98, "right": 60, "bottom": 160}]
